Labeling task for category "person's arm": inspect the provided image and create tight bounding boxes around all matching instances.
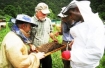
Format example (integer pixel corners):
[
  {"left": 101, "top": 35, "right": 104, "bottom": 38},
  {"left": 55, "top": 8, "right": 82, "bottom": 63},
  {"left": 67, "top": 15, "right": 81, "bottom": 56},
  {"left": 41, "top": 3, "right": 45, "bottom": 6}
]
[
  {"left": 53, "top": 21, "right": 63, "bottom": 37},
  {"left": 59, "top": 21, "right": 63, "bottom": 35},
  {"left": 49, "top": 20, "right": 58, "bottom": 42},
  {"left": 49, "top": 26, "right": 58, "bottom": 42},
  {"left": 69, "top": 40, "right": 74, "bottom": 48},
  {"left": 49, "top": 32, "right": 58, "bottom": 42},
  {"left": 5, "top": 35, "right": 44, "bottom": 68}
]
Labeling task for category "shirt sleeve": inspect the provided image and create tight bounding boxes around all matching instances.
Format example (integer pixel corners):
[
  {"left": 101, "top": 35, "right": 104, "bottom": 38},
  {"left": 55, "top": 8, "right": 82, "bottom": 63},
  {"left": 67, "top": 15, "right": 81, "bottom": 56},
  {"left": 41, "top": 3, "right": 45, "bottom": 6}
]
[
  {"left": 5, "top": 34, "right": 39, "bottom": 68},
  {"left": 50, "top": 20, "right": 53, "bottom": 33}
]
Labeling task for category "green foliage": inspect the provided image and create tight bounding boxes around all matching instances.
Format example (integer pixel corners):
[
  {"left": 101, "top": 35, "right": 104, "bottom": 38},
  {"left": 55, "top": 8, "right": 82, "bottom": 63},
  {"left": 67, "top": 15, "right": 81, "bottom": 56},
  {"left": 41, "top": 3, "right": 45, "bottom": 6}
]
[
  {"left": 90, "top": 0, "right": 101, "bottom": 13},
  {"left": 50, "top": 21, "right": 63, "bottom": 68},
  {"left": 1, "top": 0, "right": 105, "bottom": 20},
  {"left": 49, "top": 21, "right": 63, "bottom": 67},
  {"left": 49, "top": 21, "right": 62, "bottom": 44},
  {"left": 99, "top": 12, "right": 105, "bottom": 20},
  {"left": 0, "top": 15, "right": 5, "bottom": 19},
  {"left": 4, "top": 15, "right": 12, "bottom": 21},
  {"left": 48, "top": 9, "right": 56, "bottom": 20},
  {"left": 0, "top": 16, "right": 12, "bottom": 42},
  {"left": 3, "top": 5, "right": 17, "bottom": 17},
  {"left": 0, "top": 10, "right": 5, "bottom": 15},
  {"left": 0, "top": 22, "right": 10, "bottom": 42},
  {"left": 0, "top": 0, "right": 72, "bottom": 19},
  {"left": 97, "top": 54, "right": 105, "bottom": 68},
  {"left": 16, "top": 6, "right": 22, "bottom": 14},
  {"left": 90, "top": 0, "right": 105, "bottom": 20},
  {"left": 52, "top": 51, "right": 63, "bottom": 68}
]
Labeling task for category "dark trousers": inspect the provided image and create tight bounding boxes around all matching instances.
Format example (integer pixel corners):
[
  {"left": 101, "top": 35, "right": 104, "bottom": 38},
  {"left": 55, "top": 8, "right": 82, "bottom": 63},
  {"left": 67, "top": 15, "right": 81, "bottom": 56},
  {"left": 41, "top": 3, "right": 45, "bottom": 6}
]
[
  {"left": 61, "top": 40, "right": 71, "bottom": 68},
  {"left": 40, "top": 55, "right": 52, "bottom": 68}
]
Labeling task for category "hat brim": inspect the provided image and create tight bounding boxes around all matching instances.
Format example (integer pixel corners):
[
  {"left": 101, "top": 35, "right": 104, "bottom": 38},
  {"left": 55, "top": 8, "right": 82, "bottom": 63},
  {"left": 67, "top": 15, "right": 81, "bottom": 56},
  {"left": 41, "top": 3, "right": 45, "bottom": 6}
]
[
  {"left": 62, "top": 2, "right": 77, "bottom": 15},
  {"left": 10, "top": 18, "right": 16, "bottom": 23},
  {"left": 41, "top": 9, "right": 50, "bottom": 14},
  {"left": 16, "top": 19, "right": 38, "bottom": 27},
  {"left": 57, "top": 13, "right": 68, "bottom": 18},
  {"left": 30, "top": 23, "right": 38, "bottom": 27}
]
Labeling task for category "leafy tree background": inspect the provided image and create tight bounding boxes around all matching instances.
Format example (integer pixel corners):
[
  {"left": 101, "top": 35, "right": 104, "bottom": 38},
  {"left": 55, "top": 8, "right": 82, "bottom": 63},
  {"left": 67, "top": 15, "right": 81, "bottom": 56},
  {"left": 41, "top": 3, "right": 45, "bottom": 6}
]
[
  {"left": 0, "top": 0, "right": 71, "bottom": 19},
  {"left": 90, "top": 0, "right": 105, "bottom": 21},
  {"left": 0, "top": 0, "right": 105, "bottom": 21}
]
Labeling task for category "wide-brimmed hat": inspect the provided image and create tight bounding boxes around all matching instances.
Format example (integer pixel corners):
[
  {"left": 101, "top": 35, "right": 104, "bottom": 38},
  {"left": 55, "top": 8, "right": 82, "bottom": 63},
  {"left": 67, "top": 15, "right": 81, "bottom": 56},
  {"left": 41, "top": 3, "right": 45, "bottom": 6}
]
[{"left": 16, "top": 14, "right": 38, "bottom": 27}]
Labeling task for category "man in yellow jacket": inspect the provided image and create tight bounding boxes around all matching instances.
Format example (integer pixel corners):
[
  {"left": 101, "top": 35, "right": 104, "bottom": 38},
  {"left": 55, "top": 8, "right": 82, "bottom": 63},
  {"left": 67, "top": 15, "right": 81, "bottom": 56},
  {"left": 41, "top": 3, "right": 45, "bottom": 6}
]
[{"left": 0, "top": 14, "right": 45, "bottom": 68}]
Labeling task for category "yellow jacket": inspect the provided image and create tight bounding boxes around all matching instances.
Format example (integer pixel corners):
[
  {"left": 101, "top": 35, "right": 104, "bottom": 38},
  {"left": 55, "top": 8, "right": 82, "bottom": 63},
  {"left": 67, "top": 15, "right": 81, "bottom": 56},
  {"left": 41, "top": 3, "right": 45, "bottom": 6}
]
[{"left": 0, "top": 31, "right": 40, "bottom": 68}]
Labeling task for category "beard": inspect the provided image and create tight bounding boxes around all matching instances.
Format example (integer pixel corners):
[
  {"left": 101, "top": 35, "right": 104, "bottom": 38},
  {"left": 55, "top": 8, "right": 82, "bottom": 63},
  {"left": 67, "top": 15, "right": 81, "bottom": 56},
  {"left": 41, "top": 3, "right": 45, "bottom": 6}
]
[{"left": 39, "top": 17, "right": 46, "bottom": 22}]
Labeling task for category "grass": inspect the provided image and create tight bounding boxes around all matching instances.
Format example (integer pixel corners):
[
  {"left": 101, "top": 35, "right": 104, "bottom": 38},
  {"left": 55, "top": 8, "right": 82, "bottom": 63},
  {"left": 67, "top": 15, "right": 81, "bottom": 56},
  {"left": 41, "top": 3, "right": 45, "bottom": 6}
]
[
  {"left": 52, "top": 51, "right": 63, "bottom": 68},
  {"left": 50, "top": 24, "right": 64, "bottom": 68}
]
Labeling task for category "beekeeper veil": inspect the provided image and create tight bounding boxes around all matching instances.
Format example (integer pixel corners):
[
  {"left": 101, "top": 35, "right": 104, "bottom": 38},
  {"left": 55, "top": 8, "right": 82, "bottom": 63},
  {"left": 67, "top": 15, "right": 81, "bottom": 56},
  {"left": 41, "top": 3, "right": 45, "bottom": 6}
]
[
  {"left": 75, "top": 1, "right": 95, "bottom": 22},
  {"left": 62, "top": 0, "right": 102, "bottom": 23}
]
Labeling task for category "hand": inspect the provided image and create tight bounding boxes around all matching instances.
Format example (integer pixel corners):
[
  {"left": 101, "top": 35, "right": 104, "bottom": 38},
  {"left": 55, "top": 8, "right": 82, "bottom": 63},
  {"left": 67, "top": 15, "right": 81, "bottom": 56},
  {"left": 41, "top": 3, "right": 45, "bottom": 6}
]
[
  {"left": 62, "top": 57, "right": 71, "bottom": 61},
  {"left": 53, "top": 38, "right": 58, "bottom": 42},
  {"left": 36, "top": 52, "right": 45, "bottom": 59},
  {"left": 50, "top": 33, "right": 58, "bottom": 42},
  {"left": 69, "top": 40, "right": 74, "bottom": 48},
  {"left": 54, "top": 32, "right": 59, "bottom": 37},
  {"left": 30, "top": 44, "right": 36, "bottom": 52}
]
